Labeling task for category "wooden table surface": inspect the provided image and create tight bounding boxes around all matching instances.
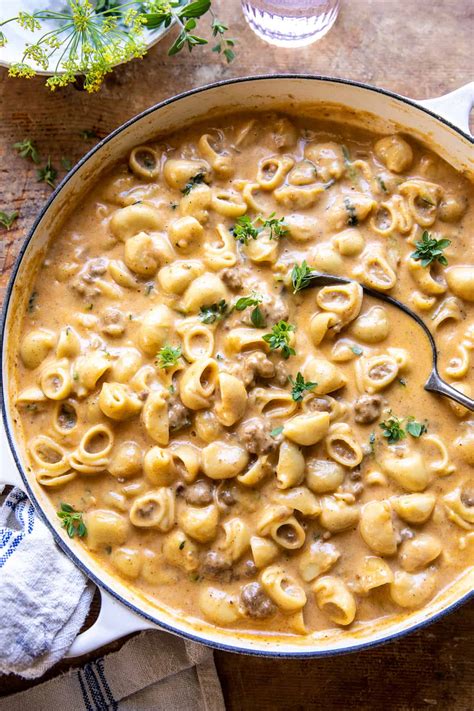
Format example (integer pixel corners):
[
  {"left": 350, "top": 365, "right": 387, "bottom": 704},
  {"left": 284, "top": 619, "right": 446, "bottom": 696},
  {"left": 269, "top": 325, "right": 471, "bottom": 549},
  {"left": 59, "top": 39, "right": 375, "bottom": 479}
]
[{"left": 0, "top": 0, "right": 473, "bottom": 708}]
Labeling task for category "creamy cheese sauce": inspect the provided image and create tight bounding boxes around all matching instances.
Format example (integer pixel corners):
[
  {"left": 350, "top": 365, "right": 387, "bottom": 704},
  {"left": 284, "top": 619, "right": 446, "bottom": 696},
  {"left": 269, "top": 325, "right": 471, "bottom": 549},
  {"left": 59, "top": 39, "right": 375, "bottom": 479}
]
[{"left": 11, "top": 113, "right": 474, "bottom": 636}]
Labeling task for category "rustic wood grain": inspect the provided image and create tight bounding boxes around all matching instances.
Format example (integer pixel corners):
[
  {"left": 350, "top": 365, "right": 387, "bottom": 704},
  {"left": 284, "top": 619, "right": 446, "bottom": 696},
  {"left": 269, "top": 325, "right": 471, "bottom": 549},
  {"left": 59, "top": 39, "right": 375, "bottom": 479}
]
[{"left": 0, "top": 0, "right": 473, "bottom": 707}]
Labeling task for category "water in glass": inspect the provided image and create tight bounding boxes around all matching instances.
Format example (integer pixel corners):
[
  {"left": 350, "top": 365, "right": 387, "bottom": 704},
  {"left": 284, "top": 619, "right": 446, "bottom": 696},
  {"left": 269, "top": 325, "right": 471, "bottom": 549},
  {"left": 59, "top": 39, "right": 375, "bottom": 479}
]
[{"left": 241, "top": 0, "right": 340, "bottom": 47}]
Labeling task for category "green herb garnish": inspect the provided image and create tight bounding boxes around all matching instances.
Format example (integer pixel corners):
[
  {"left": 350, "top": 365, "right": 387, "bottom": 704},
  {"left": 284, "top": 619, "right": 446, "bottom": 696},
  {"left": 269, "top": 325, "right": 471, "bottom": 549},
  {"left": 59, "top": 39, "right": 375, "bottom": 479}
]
[
  {"left": 179, "top": 539, "right": 186, "bottom": 550},
  {"left": 379, "top": 415, "right": 406, "bottom": 444},
  {"left": 235, "top": 292, "right": 265, "bottom": 328},
  {"left": 291, "top": 260, "right": 314, "bottom": 294},
  {"left": 37, "top": 156, "right": 57, "bottom": 188},
  {"left": 0, "top": 210, "right": 18, "bottom": 229},
  {"left": 232, "top": 214, "right": 261, "bottom": 245},
  {"left": 156, "top": 345, "right": 182, "bottom": 370},
  {"left": 13, "top": 138, "right": 40, "bottom": 163},
  {"left": 289, "top": 372, "right": 317, "bottom": 401},
  {"left": 211, "top": 16, "right": 235, "bottom": 62},
  {"left": 270, "top": 426, "right": 284, "bottom": 438},
  {"left": 181, "top": 171, "right": 207, "bottom": 195},
  {"left": 199, "top": 299, "right": 228, "bottom": 324},
  {"left": 351, "top": 345, "right": 363, "bottom": 356},
  {"left": 406, "top": 418, "right": 427, "bottom": 438},
  {"left": 258, "top": 212, "right": 288, "bottom": 240},
  {"left": 57, "top": 503, "right": 87, "bottom": 539},
  {"left": 410, "top": 230, "right": 451, "bottom": 267},
  {"left": 262, "top": 320, "right": 296, "bottom": 359}
]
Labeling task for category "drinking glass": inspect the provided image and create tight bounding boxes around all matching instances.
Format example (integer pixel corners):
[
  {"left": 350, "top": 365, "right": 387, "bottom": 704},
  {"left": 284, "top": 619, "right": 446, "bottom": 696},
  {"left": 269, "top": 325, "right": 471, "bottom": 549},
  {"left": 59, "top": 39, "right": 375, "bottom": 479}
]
[{"left": 241, "top": 0, "right": 340, "bottom": 48}]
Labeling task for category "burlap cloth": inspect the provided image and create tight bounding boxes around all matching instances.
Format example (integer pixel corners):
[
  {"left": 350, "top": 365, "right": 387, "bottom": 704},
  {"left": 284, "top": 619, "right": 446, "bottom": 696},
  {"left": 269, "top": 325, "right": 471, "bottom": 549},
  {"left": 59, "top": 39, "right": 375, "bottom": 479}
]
[{"left": 0, "top": 630, "right": 225, "bottom": 711}]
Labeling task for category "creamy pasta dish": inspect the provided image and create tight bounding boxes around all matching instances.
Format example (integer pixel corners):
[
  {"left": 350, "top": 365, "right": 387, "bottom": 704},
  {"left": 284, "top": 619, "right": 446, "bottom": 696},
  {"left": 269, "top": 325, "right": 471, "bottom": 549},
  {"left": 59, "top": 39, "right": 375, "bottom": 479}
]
[{"left": 12, "top": 112, "right": 474, "bottom": 636}]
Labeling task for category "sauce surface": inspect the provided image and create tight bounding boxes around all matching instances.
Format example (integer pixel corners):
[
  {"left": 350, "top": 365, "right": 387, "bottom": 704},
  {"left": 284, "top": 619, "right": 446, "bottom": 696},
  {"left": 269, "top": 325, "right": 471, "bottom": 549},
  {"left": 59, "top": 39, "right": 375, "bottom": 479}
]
[{"left": 12, "top": 113, "right": 474, "bottom": 636}]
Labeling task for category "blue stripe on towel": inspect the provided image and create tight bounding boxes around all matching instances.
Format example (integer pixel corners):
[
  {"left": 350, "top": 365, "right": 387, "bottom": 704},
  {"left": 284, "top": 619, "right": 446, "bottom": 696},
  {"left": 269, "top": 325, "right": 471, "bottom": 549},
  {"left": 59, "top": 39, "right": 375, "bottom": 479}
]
[
  {"left": 78, "top": 670, "right": 94, "bottom": 711},
  {"left": 84, "top": 661, "right": 109, "bottom": 710},
  {"left": 0, "top": 531, "right": 25, "bottom": 568},
  {"left": 95, "top": 658, "right": 118, "bottom": 710}
]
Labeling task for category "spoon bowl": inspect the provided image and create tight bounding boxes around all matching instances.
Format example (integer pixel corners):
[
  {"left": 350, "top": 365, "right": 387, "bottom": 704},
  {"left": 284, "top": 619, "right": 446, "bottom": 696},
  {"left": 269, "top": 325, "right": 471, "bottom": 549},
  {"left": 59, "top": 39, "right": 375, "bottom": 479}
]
[{"left": 302, "top": 272, "right": 474, "bottom": 412}]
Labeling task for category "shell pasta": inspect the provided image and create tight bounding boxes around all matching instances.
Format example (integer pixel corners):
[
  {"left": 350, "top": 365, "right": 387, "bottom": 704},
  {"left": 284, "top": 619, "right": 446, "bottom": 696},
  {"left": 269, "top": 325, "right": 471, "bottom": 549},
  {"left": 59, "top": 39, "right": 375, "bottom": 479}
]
[{"left": 11, "top": 111, "right": 474, "bottom": 638}]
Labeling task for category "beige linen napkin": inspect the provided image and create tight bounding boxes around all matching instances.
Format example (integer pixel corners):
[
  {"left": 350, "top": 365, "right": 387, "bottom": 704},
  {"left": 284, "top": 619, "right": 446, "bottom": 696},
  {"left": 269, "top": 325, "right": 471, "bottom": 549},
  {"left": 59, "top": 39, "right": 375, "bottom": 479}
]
[{"left": 0, "top": 630, "right": 225, "bottom": 711}]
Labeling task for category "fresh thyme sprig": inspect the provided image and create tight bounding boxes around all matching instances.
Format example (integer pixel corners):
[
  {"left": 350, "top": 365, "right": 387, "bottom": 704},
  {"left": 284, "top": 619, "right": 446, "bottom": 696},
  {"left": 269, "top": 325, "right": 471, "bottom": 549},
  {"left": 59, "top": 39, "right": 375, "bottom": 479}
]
[
  {"left": 181, "top": 172, "right": 207, "bottom": 195},
  {"left": 57, "top": 502, "right": 87, "bottom": 538},
  {"left": 262, "top": 320, "right": 296, "bottom": 359},
  {"left": 232, "top": 212, "right": 288, "bottom": 245},
  {"left": 156, "top": 344, "right": 182, "bottom": 369},
  {"left": 199, "top": 299, "right": 229, "bottom": 324},
  {"left": 0, "top": 1, "right": 235, "bottom": 93},
  {"left": 289, "top": 372, "right": 317, "bottom": 401},
  {"left": 410, "top": 230, "right": 451, "bottom": 267},
  {"left": 291, "top": 260, "right": 314, "bottom": 293}
]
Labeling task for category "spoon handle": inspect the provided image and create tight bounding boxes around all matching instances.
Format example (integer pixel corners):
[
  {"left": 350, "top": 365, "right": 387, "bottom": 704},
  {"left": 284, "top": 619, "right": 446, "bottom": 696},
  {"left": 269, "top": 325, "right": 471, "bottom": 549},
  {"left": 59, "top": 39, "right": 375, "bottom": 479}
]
[{"left": 425, "top": 370, "right": 474, "bottom": 411}]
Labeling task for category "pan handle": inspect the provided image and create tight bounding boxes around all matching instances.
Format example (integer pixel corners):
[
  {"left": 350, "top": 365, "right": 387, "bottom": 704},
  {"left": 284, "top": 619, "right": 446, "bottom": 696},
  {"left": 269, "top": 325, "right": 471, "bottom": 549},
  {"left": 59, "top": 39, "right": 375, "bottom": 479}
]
[
  {"left": 66, "top": 586, "right": 158, "bottom": 658},
  {"left": 0, "top": 419, "right": 25, "bottom": 490},
  {"left": 417, "top": 82, "right": 474, "bottom": 136}
]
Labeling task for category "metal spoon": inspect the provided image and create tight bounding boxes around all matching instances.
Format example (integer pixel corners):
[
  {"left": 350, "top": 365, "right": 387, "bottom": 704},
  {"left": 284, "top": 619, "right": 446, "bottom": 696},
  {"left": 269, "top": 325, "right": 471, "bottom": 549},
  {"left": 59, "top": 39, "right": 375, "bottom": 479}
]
[{"left": 301, "top": 272, "right": 474, "bottom": 412}]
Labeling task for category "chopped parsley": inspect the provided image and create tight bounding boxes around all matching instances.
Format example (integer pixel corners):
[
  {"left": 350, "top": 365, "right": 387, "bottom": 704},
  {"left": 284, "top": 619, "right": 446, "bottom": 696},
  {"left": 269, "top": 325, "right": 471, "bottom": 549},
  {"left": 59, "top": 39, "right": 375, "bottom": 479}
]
[
  {"left": 199, "top": 299, "right": 229, "bottom": 324},
  {"left": 342, "top": 145, "right": 359, "bottom": 183},
  {"left": 291, "top": 260, "right": 314, "bottom": 293},
  {"left": 179, "top": 540, "right": 186, "bottom": 550},
  {"left": 376, "top": 176, "right": 388, "bottom": 193},
  {"left": 235, "top": 292, "right": 265, "bottom": 328},
  {"left": 181, "top": 172, "right": 207, "bottom": 196},
  {"left": 156, "top": 345, "right": 182, "bottom": 370},
  {"left": 232, "top": 212, "right": 288, "bottom": 244},
  {"left": 57, "top": 503, "right": 87, "bottom": 539},
  {"left": 0, "top": 210, "right": 18, "bottom": 229},
  {"left": 410, "top": 230, "right": 451, "bottom": 267},
  {"left": 262, "top": 320, "right": 296, "bottom": 359},
  {"left": 343, "top": 197, "right": 358, "bottom": 226},
  {"left": 289, "top": 372, "right": 317, "bottom": 401}
]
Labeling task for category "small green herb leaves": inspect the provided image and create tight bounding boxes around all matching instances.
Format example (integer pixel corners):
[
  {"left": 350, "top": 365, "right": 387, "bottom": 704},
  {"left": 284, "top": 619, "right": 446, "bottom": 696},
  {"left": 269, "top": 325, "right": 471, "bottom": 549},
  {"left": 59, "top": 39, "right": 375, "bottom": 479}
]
[
  {"left": 291, "top": 260, "right": 314, "bottom": 294},
  {"left": 181, "top": 172, "right": 206, "bottom": 195},
  {"left": 259, "top": 213, "right": 288, "bottom": 240},
  {"left": 0, "top": 210, "right": 18, "bottom": 229},
  {"left": 37, "top": 156, "right": 58, "bottom": 188},
  {"left": 235, "top": 292, "right": 265, "bottom": 327},
  {"left": 262, "top": 321, "right": 296, "bottom": 359},
  {"left": 232, "top": 213, "right": 288, "bottom": 245},
  {"left": 199, "top": 300, "right": 228, "bottom": 324},
  {"left": 57, "top": 503, "right": 87, "bottom": 539},
  {"left": 156, "top": 345, "right": 182, "bottom": 370},
  {"left": 289, "top": 372, "right": 317, "bottom": 401},
  {"left": 411, "top": 230, "right": 451, "bottom": 267},
  {"left": 14, "top": 138, "right": 40, "bottom": 163},
  {"left": 344, "top": 197, "right": 358, "bottom": 226},
  {"left": 211, "top": 16, "right": 235, "bottom": 62},
  {"left": 232, "top": 215, "right": 260, "bottom": 245},
  {"left": 380, "top": 416, "right": 405, "bottom": 444},
  {"left": 380, "top": 414, "right": 427, "bottom": 444},
  {"left": 406, "top": 418, "right": 427, "bottom": 438}
]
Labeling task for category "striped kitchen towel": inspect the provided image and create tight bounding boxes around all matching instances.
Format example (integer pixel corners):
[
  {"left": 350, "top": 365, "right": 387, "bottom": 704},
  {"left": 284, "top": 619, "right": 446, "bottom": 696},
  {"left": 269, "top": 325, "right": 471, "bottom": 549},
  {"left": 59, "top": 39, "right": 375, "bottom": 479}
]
[
  {"left": 0, "top": 486, "right": 94, "bottom": 678},
  {"left": 1, "top": 630, "right": 225, "bottom": 711}
]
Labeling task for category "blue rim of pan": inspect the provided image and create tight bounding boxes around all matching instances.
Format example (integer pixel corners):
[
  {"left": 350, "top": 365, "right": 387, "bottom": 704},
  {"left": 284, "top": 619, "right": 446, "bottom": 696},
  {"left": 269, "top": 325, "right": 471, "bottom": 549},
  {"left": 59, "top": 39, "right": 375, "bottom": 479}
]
[{"left": 1, "top": 74, "right": 473, "bottom": 658}]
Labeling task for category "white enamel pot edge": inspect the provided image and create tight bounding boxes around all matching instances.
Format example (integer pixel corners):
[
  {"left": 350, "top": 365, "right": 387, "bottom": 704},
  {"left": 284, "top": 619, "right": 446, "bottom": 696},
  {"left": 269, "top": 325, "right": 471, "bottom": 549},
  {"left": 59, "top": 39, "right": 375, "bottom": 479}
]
[{"left": 1, "top": 75, "right": 473, "bottom": 659}]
